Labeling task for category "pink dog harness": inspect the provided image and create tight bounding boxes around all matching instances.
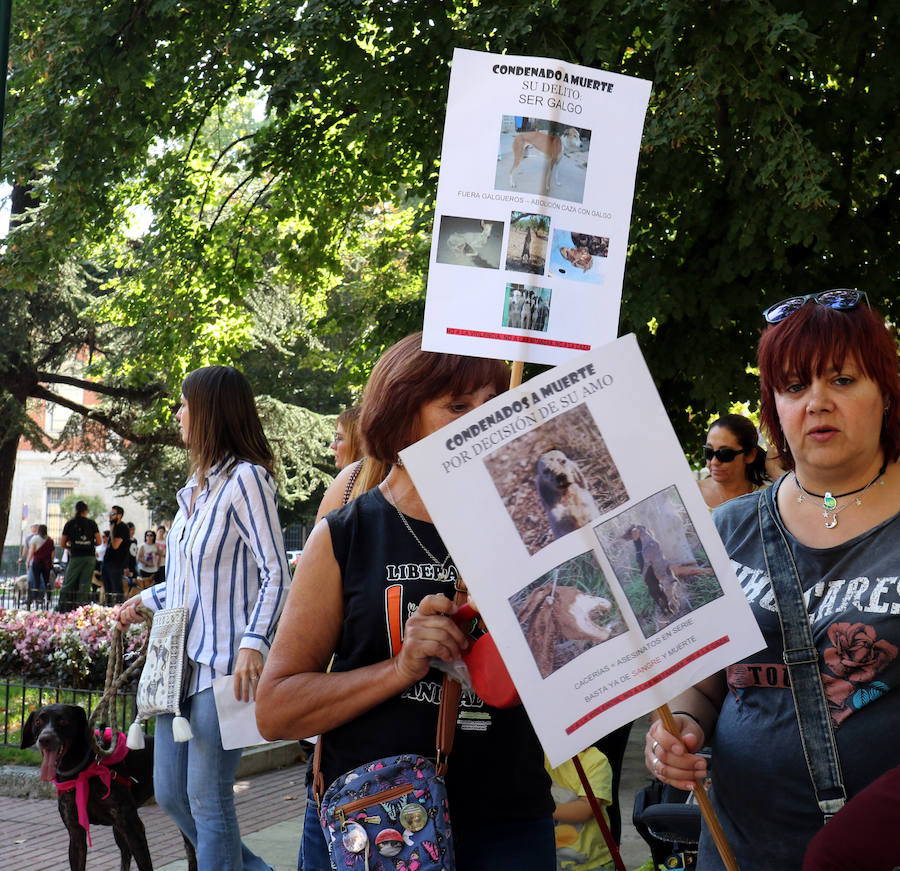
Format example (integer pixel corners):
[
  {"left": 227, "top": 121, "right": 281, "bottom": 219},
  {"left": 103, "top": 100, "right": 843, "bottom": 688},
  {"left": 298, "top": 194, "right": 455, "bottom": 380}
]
[{"left": 54, "top": 730, "right": 131, "bottom": 846}]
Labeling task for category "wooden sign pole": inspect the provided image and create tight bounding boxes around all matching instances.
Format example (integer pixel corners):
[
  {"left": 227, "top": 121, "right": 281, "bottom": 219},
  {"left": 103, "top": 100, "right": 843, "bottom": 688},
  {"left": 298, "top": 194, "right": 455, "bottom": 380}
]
[{"left": 655, "top": 704, "right": 740, "bottom": 871}]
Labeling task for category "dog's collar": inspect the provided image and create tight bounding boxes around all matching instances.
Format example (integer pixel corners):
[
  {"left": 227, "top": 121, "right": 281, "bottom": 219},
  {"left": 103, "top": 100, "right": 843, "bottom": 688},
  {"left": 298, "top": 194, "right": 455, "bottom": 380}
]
[{"left": 54, "top": 745, "right": 94, "bottom": 780}]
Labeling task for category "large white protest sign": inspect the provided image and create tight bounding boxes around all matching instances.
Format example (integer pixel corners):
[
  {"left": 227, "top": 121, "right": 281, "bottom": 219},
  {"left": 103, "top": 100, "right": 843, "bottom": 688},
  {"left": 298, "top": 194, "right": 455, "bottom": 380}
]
[
  {"left": 422, "top": 48, "right": 652, "bottom": 366},
  {"left": 401, "top": 335, "right": 764, "bottom": 766}
]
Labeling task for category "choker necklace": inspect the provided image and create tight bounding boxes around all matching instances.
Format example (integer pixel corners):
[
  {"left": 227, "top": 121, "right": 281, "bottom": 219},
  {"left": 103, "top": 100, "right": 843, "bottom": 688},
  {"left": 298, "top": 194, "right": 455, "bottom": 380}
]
[
  {"left": 794, "top": 464, "right": 887, "bottom": 529},
  {"left": 384, "top": 479, "right": 453, "bottom": 579}
]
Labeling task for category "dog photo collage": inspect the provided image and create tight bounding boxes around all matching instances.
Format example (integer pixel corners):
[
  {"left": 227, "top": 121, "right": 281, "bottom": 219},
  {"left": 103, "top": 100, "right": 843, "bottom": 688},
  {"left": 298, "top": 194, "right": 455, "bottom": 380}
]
[
  {"left": 433, "top": 115, "right": 610, "bottom": 339},
  {"left": 484, "top": 404, "right": 724, "bottom": 681}
]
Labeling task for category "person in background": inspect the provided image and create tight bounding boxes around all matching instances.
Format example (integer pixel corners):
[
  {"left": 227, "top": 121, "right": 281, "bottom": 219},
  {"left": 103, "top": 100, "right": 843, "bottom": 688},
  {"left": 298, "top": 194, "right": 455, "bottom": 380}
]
[
  {"left": 546, "top": 748, "right": 615, "bottom": 871},
  {"left": 257, "top": 333, "right": 554, "bottom": 871},
  {"left": 136, "top": 529, "right": 159, "bottom": 592},
  {"left": 126, "top": 521, "right": 139, "bottom": 593},
  {"left": 18, "top": 523, "right": 38, "bottom": 566},
  {"left": 118, "top": 364, "right": 289, "bottom": 871},
  {"left": 102, "top": 506, "right": 130, "bottom": 605},
  {"left": 26, "top": 524, "right": 55, "bottom": 609},
  {"left": 96, "top": 530, "right": 109, "bottom": 562},
  {"left": 647, "top": 290, "right": 900, "bottom": 869},
  {"left": 329, "top": 405, "right": 362, "bottom": 471},
  {"left": 155, "top": 525, "right": 168, "bottom": 584},
  {"left": 58, "top": 501, "right": 101, "bottom": 612},
  {"left": 698, "top": 413, "right": 770, "bottom": 510}
]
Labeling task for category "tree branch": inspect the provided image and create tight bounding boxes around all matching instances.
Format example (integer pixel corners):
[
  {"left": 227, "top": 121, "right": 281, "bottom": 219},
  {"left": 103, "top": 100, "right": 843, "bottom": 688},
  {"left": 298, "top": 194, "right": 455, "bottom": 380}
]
[
  {"left": 29, "top": 383, "right": 179, "bottom": 446},
  {"left": 34, "top": 371, "right": 164, "bottom": 404}
]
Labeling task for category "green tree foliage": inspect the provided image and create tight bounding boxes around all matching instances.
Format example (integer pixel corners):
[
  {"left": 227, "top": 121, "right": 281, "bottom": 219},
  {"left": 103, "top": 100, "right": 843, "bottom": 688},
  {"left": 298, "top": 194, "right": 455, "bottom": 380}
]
[
  {"left": 1, "top": 1, "right": 896, "bottom": 540},
  {"left": 58, "top": 493, "right": 107, "bottom": 524}
]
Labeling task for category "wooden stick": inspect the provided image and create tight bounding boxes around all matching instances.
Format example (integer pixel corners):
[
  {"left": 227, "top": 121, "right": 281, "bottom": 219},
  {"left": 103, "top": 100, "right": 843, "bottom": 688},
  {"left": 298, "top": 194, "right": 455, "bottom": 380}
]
[
  {"left": 509, "top": 360, "right": 524, "bottom": 390},
  {"left": 571, "top": 753, "right": 627, "bottom": 871},
  {"left": 656, "top": 703, "right": 741, "bottom": 871}
]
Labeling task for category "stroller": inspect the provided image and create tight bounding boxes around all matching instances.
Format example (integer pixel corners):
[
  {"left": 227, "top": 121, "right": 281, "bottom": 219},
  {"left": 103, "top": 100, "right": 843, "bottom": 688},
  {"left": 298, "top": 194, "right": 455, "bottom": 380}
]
[{"left": 632, "top": 778, "right": 701, "bottom": 870}]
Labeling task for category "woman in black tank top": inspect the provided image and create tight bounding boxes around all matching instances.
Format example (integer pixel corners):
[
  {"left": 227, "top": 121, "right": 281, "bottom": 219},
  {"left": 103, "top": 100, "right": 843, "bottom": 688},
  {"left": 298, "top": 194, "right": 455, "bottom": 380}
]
[{"left": 258, "top": 333, "right": 555, "bottom": 871}]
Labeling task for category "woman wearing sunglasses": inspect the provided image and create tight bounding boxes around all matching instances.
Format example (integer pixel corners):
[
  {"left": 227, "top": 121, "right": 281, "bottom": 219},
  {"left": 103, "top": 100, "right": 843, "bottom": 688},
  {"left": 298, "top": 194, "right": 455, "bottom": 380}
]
[
  {"left": 645, "top": 289, "right": 900, "bottom": 870},
  {"left": 698, "top": 414, "right": 770, "bottom": 510}
]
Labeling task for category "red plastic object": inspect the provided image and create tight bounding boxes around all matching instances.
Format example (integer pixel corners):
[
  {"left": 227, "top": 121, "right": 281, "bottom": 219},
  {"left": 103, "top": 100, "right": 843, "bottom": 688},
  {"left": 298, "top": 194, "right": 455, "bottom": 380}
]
[{"left": 452, "top": 604, "right": 520, "bottom": 708}]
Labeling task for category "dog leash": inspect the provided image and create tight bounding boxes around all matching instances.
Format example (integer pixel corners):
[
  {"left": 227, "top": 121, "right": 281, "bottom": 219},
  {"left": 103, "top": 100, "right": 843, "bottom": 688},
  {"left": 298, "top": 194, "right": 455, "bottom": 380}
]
[{"left": 88, "top": 611, "right": 153, "bottom": 758}]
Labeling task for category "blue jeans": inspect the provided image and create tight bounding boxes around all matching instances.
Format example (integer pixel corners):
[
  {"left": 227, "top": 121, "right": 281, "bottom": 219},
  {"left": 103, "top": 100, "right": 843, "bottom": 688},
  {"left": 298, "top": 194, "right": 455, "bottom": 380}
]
[
  {"left": 298, "top": 781, "right": 330, "bottom": 871},
  {"left": 154, "top": 687, "right": 273, "bottom": 871}
]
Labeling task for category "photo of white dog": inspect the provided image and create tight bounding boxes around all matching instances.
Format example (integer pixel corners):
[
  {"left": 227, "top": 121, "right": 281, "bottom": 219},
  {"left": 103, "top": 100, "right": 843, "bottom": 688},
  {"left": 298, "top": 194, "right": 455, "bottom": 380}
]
[{"left": 435, "top": 215, "right": 502, "bottom": 269}]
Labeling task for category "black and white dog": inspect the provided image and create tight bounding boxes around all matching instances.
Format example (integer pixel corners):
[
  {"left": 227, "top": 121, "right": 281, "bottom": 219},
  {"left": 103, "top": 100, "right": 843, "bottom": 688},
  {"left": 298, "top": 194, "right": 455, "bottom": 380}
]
[{"left": 21, "top": 703, "right": 197, "bottom": 871}]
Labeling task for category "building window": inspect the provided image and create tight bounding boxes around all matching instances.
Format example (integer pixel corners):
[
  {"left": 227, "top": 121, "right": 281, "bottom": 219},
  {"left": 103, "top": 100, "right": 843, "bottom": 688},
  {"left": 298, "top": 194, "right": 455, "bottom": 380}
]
[{"left": 46, "top": 486, "right": 73, "bottom": 541}]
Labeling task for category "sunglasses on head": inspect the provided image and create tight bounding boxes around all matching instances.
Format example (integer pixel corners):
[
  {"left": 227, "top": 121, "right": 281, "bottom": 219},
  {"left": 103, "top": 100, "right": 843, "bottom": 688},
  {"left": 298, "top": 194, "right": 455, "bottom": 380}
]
[
  {"left": 762, "top": 289, "right": 868, "bottom": 324},
  {"left": 703, "top": 445, "right": 747, "bottom": 463}
]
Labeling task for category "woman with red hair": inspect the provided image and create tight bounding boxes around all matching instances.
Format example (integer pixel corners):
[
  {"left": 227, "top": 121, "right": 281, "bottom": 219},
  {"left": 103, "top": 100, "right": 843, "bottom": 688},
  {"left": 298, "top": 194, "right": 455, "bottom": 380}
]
[{"left": 644, "top": 290, "right": 900, "bottom": 870}]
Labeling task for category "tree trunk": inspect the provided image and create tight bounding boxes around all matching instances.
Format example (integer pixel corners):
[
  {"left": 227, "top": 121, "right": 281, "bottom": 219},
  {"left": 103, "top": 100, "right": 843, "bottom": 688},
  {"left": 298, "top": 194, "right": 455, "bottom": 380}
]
[{"left": 0, "top": 423, "right": 23, "bottom": 555}]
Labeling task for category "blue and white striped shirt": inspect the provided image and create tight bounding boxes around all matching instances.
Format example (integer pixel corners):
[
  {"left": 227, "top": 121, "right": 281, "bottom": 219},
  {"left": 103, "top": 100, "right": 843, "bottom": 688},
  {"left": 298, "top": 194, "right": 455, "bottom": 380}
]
[{"left": 140, "top": 458, "right": 290, "bottom": 695}]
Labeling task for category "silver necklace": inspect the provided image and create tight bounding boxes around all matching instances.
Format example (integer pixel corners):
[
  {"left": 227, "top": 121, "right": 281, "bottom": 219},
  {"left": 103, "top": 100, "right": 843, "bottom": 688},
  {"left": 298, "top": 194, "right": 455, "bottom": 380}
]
[
  {"left": 384, "top": 478, "right": 453, "bottom": 579},
  {"left": 793, "top": 466, "right": 886, "bottom": 529}
]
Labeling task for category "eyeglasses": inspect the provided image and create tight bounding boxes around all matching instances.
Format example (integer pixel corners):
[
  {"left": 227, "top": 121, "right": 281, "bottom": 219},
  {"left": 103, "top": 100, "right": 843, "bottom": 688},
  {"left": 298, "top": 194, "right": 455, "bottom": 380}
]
[
  {"left": 703, "top": 445, "right": 747, "bottom": 463},
  {"left": 762, "top": 289, "right": 868, "bottom": 324}
]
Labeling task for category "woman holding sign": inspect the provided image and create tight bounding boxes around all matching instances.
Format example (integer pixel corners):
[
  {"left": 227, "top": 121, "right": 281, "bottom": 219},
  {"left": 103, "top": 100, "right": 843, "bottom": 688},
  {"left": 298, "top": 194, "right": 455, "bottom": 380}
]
[
  {"left": 645, "top": 290, "right": 900, "bottom": 870},
  {"left": 257, "top": 333, "right": 555, "bottom": 871}
]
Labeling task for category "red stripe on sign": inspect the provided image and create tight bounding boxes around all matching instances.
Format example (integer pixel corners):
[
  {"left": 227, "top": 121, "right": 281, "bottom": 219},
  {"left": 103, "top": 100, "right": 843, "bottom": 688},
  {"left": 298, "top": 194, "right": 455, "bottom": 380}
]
[
  {"left": 446, "top": 327, "right": 591, "bottom": 351},
  {"left": 565, "top": 636, "right": 731, "bottom": 735}
]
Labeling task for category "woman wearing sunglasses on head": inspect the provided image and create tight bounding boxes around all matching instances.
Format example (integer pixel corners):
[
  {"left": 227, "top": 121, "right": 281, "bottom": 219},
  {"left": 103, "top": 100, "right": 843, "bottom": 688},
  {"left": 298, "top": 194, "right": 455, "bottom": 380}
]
[
  {"left": 645, "top": 289, "right": 900, "bottom": 870},
  {"left": 698, "top": 414, "right": 770, "bottom": 510}
]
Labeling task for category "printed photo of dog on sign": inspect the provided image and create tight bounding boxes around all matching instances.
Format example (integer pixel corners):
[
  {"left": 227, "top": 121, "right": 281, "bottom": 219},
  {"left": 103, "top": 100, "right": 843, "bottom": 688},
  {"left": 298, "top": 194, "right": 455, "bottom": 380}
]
[
  {"left": 505, "top": 211, "right": 550, "bottom": 275},
  {"left": 435, "top": 215, "right": 503, "bottom": 269},
  {"left": 484, "top": 404, "right": 628, "bottom": 555},
  {"left": 548, "top": 230, "right": 609, "bottom": 285},
  {"left": 509, "top": 551, "right": 626, "bottom": 679},
  {"left": 595, "top": 486, "right": 724, "bottom": 638},
  {"left": 502, "top": 283, "right": 552, "bottom": 332},
  {"left": 494, "top": 115, "right": 591, "bottom": 201}
]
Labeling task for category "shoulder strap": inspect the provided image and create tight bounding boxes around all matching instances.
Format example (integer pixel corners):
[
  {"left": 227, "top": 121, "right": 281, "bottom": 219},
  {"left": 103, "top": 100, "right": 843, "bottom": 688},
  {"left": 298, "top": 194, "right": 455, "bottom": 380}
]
[{"left": 757, "top": 486, "right": 846, "bottom": 820}]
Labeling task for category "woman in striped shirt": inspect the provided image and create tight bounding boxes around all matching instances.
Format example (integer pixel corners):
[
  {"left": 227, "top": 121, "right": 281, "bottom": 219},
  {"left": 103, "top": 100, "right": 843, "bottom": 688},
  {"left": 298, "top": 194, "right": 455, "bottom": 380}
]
[{"left": 119, "top": 365, "right": 290, "bottom": 871}]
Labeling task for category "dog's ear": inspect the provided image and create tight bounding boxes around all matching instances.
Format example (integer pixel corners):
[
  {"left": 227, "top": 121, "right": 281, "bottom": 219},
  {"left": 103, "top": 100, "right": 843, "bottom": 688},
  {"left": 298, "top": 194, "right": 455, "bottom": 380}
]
[
  {"left": 20, "top": 710, "right": 41, "bottom": 749},
  {"left": 70, "top": 705, "right": 89, "bottom": 734}
]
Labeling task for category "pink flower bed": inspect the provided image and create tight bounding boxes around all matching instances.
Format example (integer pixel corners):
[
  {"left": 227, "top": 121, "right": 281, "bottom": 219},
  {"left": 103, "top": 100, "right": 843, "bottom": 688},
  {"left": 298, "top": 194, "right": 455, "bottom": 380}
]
[{"left": 0, "top": 604, "right": 148, "bottom": 689}]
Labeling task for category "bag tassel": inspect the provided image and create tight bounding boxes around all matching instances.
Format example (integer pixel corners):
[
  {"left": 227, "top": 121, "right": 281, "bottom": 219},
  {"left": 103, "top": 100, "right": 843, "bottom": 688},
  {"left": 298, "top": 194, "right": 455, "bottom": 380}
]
[
  {"left": 172, "top": 715, "right": 193, "bottom": 742},
  {"left": 127, "top": 719, "right": 146, "bottom": 750}
]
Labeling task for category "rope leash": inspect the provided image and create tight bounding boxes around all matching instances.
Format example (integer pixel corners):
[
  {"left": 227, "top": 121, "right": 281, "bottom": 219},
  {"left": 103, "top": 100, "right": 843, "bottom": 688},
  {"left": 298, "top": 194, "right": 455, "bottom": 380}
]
[{"left": 88, "top": 606, "right": 154, "bottom": 757}]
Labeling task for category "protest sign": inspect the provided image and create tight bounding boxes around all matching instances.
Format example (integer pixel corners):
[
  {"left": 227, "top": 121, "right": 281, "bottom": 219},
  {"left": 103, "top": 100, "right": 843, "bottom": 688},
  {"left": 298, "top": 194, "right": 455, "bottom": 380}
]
[
  {"left": 401, "top": 334, "right": 764, "bottom": 766},
  {"left": 422, "top": 48, "right": 652, "bottom": 366}
]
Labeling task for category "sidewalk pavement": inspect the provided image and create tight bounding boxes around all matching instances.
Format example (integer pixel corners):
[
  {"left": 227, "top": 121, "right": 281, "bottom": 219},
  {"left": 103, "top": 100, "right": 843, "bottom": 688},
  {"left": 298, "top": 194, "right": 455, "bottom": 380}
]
[{"left": 0, "top": 722, "right": 655, "bottom": 871}]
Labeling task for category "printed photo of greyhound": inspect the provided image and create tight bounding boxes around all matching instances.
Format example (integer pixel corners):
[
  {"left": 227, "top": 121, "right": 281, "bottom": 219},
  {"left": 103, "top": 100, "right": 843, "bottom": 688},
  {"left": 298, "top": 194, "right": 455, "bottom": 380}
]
[
  {"left": 495, "top": 116, "right": 591, "bottom": 201},
  {"left": 509, "top": 127, "right": 582, "bottom": 191}
]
